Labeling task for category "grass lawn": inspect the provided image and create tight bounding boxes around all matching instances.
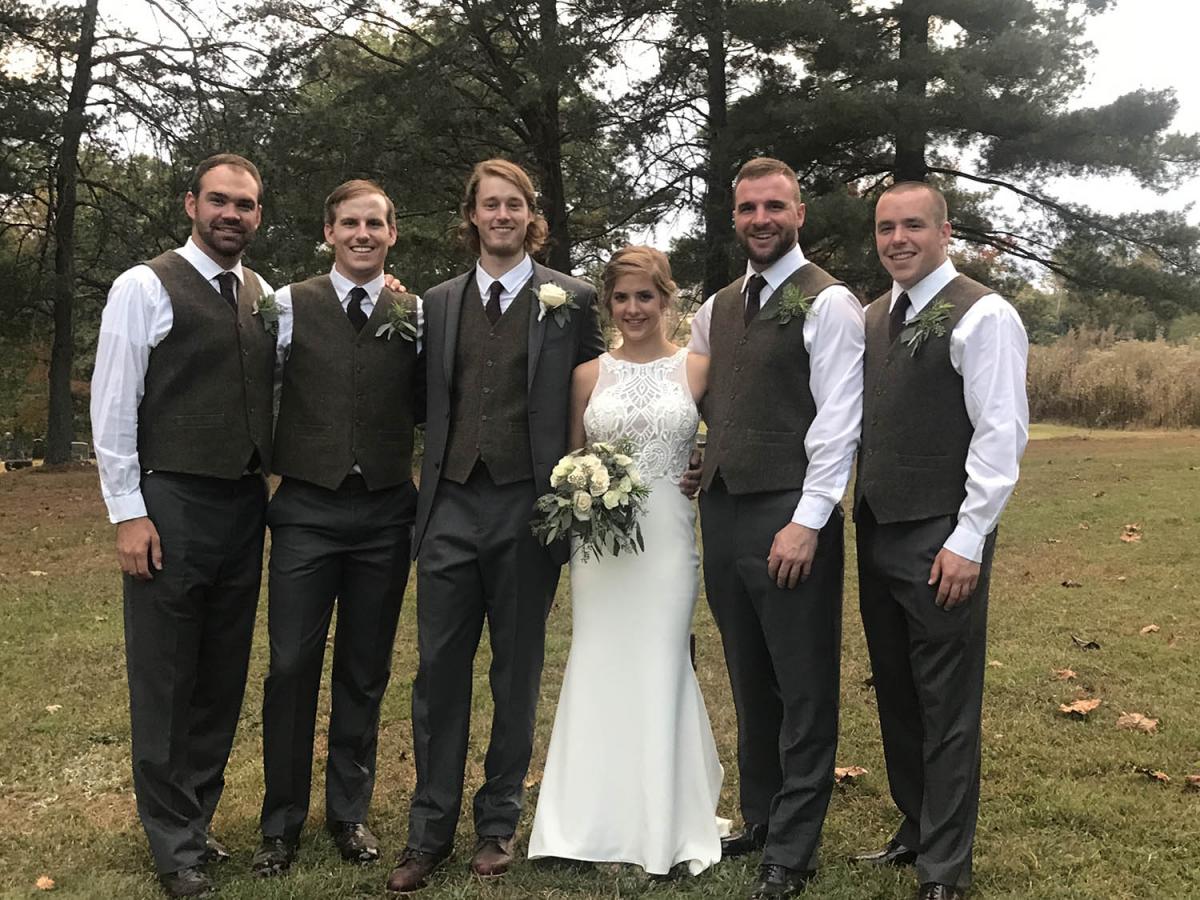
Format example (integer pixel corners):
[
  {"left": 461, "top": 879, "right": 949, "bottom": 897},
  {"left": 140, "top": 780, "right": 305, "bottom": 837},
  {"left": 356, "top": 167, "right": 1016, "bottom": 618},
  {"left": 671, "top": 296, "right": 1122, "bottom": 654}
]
[{"left": 1, "top": 429, "right": 1198, "bottom": 899}]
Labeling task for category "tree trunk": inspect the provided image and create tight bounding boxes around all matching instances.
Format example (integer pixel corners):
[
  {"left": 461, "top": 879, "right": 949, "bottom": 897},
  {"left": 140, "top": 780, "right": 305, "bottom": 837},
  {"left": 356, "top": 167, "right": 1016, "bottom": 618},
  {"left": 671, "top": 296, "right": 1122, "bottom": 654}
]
[
  {"left": 46, "top": 0, "right": 98, "bottom": 465},
  {"left": 893, "top": 0, "right": 929, "bottom": 182},
  {"left": 701, "top": 0, "right": 733, "bottom": 300},
  {"left": 534, "top": 0, "right": 571, "bottom": 272}
]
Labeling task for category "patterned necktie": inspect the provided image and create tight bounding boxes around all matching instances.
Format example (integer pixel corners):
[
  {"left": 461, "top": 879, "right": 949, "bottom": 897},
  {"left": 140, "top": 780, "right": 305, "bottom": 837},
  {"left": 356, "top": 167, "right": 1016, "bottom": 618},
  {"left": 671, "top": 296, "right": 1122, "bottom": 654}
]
[
  {"left": 888, "top": 292, "right": 911, "bottom": 343},
  {"left": 486, "top": 280, "right": 504, "bottom": 326},
  {"left": 215, "top": 272, "right": 237, "bottom": 312},
  {"left": 744, "top": 274, "right": 768, "bottom": 327},
  {"left": 346, "top": 286, "right": 369, "bottom": 332}
]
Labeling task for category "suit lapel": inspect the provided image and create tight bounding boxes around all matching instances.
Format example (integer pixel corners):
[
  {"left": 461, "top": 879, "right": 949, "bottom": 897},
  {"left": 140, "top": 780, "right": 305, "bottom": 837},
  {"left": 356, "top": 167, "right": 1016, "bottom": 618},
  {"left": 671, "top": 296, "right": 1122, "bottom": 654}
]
[
  {"left": 442, "top": 271, "right": 471, "bottom": 389},
  {"left": 527, "top": 262, "right": 549, "bottom": 389}
]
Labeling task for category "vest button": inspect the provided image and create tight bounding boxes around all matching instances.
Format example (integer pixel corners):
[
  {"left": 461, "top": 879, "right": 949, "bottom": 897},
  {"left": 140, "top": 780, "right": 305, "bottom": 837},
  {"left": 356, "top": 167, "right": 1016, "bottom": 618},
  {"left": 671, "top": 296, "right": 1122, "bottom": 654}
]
[{"left": 486, "top": 360, "right": 495, "bottom": 367}]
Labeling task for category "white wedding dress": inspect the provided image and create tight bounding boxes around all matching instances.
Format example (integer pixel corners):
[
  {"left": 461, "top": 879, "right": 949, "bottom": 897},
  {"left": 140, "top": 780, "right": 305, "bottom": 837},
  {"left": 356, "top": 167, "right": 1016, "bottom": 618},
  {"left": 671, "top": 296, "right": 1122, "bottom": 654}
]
[{"left": 528, "top": 348, "right": 725, "bottom": 875}]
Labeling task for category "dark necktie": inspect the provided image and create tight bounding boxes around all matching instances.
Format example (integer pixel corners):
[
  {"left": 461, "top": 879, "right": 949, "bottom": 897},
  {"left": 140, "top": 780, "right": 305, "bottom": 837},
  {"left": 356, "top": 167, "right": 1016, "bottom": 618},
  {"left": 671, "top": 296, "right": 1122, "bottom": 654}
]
[
  {"left": 744, "top": 274, "right": 768, "bottom": 327},
  {"left": 346, "top": 286, "right": 369, "bottom": 332},
  {"left": 888, "top": 291, "right": 911, "bottom": 343},
  {"left": 215, "top": 271, "right": 237, "bottom": 312},
  {"left": 486, "top": 280, "right": 504, "bottom": 326}
]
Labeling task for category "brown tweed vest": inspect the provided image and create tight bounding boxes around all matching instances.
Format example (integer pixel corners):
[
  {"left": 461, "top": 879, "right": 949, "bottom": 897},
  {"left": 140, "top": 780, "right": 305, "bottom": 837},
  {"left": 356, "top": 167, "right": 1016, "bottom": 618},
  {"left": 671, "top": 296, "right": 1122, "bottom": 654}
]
[
  {"left": 701, "top": 262, "right": 843, "bottom": 494},
  {"left": 854, "top": 274, "right": 992, "bottom": 523},
  {"left": 442, "top": 278, "right": 534, "bottom": 485},
  {"left": 273, "top": 275, "right": 419, "bottom": 490},
  {"left": 136, "top": 250, "right": 274, "bottom": 478}
]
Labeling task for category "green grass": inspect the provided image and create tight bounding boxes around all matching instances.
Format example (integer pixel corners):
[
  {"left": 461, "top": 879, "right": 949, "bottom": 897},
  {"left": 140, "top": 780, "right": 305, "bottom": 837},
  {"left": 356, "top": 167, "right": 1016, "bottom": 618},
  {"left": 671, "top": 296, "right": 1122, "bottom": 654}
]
[{"left": 1, "top": 432, "right": 1199, "bottom": 898}]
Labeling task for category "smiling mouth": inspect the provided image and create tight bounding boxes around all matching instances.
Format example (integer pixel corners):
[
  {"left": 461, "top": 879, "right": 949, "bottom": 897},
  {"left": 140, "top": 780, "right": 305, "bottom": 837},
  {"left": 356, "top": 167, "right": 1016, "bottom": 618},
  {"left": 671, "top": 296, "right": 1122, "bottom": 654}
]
[{"left": 888, "top": 251, "right": 916, "bottom": 261}]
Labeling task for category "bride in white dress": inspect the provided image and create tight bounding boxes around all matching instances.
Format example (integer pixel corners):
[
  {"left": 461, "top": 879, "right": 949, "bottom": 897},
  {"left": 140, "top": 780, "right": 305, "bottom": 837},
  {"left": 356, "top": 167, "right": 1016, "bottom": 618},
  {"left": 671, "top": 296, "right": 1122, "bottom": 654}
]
[{"left": 528, "top": 245, "right": 724, "bottom": 875}]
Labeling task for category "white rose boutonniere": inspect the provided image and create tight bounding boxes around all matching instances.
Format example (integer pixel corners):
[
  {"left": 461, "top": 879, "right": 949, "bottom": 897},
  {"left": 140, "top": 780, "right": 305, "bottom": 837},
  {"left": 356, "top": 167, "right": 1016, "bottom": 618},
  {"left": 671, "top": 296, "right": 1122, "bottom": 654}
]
[
  {"left": 535, "top": 282, "right": 578, "bottom": 328},
  {"left": 252, "top": 291, "right": 280, "bottom": 336}
]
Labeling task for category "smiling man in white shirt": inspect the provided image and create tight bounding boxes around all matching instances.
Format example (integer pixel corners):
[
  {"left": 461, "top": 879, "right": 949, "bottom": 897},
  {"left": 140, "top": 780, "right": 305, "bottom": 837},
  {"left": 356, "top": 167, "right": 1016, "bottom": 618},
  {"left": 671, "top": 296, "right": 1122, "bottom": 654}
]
[
  {"left": 90, "top": 153, "right": 274, "bottom": 898},
  {"left": 851, "top": 181, "right": 1029, "bottom": 900},
  {"left": 687, "top": 157, "right": 865, "bottom": 899}
]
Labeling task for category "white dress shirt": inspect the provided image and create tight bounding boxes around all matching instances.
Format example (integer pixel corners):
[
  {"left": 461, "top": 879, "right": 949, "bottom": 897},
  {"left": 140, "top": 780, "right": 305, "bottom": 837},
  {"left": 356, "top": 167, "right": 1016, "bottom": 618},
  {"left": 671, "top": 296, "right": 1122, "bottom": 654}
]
[
  {"left": 475, "top": 254, "right": 534, "bottom": 313},
  {"left": 688, "top": 244, "right": 866, "bottom": 530},
  {"left": 90, "top": 239, "right": 272, "bottom": 524},
  {"left": 889, "top": 258, "right": 1029, "bottom": 562}
]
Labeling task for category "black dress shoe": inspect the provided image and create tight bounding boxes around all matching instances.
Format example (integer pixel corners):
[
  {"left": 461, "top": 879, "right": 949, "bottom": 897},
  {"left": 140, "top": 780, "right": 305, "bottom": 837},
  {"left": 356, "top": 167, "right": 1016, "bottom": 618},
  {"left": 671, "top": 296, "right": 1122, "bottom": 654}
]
[
  {"left": 918, "top": 883, "right": 967, "bottom": 900},
  {"left": 328, "top": 821, "right": 381, "bottom": 863},
  {"left": 201, "top": 834, "right": 231, "bottom": 865},
  {"left": 851, "top": 838, "right": 917, "bottom": 867},
  {"left": 159, "top": 866, "right": 216, "bottom": 898},
  {"left": 748, "top": 863, "right": 814, "bottom": 898},
  {"left": 251, "top": 836, "right": 297, "bottom": 877},
  {"left": 721, "top": 823, "right": 769, "bottom": 858}
]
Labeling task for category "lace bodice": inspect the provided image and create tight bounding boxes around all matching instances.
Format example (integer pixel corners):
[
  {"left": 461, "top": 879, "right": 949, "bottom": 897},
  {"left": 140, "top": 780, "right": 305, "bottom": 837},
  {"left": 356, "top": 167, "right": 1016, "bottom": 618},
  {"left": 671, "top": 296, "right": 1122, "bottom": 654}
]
[{"left": 583, "top": 349, "right": 699, "bottom": 481}]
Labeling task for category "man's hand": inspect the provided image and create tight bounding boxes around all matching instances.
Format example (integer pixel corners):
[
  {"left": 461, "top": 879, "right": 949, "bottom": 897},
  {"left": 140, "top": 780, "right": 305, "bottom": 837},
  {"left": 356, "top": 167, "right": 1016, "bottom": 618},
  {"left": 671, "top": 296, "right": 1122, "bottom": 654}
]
[
  {"left": 928, "top": 547, "right": 979, "bottom": 609},
  {"left": 117, "top": 516, "right": 162, "bottom": 580},
  {"left": 383, "top": 273, "right": 408, "bottom": 294},
  {"left": 678, "top": 448, "right": 702, "bottom": 498},
  {"left": 767, "top": 522, "right": 818, "bottom": 590}
]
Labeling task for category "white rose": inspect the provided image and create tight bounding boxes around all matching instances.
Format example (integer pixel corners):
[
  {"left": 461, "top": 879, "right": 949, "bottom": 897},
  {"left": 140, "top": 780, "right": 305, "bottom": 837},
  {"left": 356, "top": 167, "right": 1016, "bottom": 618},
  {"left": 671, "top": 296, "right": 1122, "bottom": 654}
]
[
  {"left": 567, "top": 467, "right": 588, "bottom": 489},
  {"left": 576, "top": 453, "right": 601, "bottom": 470},
  {"left": 627, "top": 468, "right": 642, "bottom": 487},
  {"left": 613, "top": 453, "right": 633, "bottom": 467},
  {"left": 572, "top": 490, "right": 593, "bottom": 519},
  {"left": 602, "top": 489, "right": 623, "bottom": 509},
  {"left": 538, "top": 283, "right": 570, "bottom": 309},
  {"left": 589, "top": 467, "right": 610, "bottom": 496},
  {"left": 618, "top": 475, "right": 633, "bottom": 493}
]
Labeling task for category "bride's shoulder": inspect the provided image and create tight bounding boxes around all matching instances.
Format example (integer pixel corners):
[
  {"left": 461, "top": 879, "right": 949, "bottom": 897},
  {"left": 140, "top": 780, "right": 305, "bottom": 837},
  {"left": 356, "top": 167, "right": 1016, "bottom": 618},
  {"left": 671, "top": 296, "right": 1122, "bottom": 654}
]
[{"left": 572, "top": 356, "right": 602, "bottom": 391}]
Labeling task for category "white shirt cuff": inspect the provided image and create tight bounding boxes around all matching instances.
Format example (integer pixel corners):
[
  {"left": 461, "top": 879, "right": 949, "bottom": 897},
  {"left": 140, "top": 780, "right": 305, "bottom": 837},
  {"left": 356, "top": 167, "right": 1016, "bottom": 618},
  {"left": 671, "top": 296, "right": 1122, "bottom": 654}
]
[
  {"left": 791, "top": 494, "right": 836, "bottom": 530},
  {"left": 944, "top": 523, "right": 987, "bottom": 564},
  {"left": 105, "top": 491, "right": 148, "bottom": 525}
]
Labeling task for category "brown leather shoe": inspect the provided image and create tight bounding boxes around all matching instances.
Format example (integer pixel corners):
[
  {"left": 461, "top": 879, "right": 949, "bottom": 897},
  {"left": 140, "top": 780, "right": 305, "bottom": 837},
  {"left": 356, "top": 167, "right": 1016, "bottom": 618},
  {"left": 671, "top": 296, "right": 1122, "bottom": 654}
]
[
  {"left": 202, "top": 834, "right": 231, "bottom": 865},
  {"left": 327, "top": 821, "right": 380, "bottom": 863},
  {"left": 385, "top": 847, "right": 450, "bottom": 894},
  {"left": 469, "top": 835, "right": 515, "bottom": 878},
  {"left": 158, "top": 866, "right": 216, "bottom": 898}
]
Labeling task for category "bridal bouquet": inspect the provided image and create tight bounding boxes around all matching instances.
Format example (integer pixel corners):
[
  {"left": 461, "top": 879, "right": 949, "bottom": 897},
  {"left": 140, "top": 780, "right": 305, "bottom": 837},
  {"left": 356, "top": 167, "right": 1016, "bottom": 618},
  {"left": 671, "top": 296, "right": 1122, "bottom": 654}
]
[{"left": 531, "top": 438, "right": 651, "bottom": 561}]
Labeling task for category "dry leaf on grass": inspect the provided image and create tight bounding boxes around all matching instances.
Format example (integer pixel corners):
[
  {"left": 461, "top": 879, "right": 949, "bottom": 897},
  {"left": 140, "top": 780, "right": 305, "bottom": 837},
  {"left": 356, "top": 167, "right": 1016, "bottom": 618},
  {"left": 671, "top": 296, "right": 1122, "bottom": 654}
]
[
  {"left": 1117, "top": 712, "right": 1159, "bottom": 734},
  {"left": 523, "top": 771, "right": 542, "bottom": 789},
  {"left": 834, "top": 766, "right": 869, "bottom": 783},
  {"left": 1134, "top": 766, "right": 1171, "bottom": 784},
  {"left": 1052, "top": 668, "right": 1077, "bottom": 681},
  {"left": 1120, "top": 523, "right": 1142, "bottom": 543},
  {"left": 1046, "top": 538, "right": 1061, "bottom": 544},
  {"left": 1184, "top": 775, "right": 1200, "bottom": 792},
  {"left": 27, "top": 570, "right": 48, "bottom": 576},
  {"left": 44, "top": 704, "right": 61, "bottom": 714},
  {"left": 34, "top": 875, "right": 54, "bottom": 890},
  {"left": 1078, "top": 522, "right": 1090, "bottom": 530},
  {"left": 1139, "top": 624, "right": 1160, "bottom": 635},
  {"left": 1071, "top": 634, "right": 1101, "bottom": 650},
  {"left": 1061, "top": 579, "right": 1083, "bottom": 588},
  {"left": 1058, "top": 697, "right": 1102, "bottom": 718},
  {"left": 1093, "top": 490, "right": 1105, "bottom": 498},
  {"left": 988, "top": 660, "right": 1004, "bottom": 668}
]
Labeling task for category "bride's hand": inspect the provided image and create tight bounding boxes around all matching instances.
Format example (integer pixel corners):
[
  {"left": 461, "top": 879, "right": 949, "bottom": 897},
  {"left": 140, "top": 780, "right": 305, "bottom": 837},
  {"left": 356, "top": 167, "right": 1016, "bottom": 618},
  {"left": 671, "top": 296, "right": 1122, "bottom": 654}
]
[{"left": 678, "top": 449, "right": 702, "bottom": 498}]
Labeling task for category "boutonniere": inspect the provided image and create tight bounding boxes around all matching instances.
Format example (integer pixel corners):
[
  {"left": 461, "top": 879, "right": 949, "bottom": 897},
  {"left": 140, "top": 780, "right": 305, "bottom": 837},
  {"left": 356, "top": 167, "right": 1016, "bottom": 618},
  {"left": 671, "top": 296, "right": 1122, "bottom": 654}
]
[
  {"left": 375, "top": 294, "right": 419, "bottom": 342},
  {"left": 760, "top": 283, "right": 814, "bottom": 326},
  {"left": 899, "top": 299, "right": 953, "bottom": 357},
  {"left": 534, "top": 282, "right": 578, "bottom": 328},
  {"left": 251, "top": 292, "right": 279, "bottom": 336}
]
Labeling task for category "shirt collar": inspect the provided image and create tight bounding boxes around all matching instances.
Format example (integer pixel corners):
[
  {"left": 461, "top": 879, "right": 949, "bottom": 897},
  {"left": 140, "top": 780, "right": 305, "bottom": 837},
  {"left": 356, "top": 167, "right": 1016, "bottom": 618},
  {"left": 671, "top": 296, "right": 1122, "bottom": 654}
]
[
  {"left": 179, "top": 236, "right": 244, "bottom": 285},
  {"left": 740, "top": 243, "right": 807, "bottom": 293},
  {"left": 329, "top": 266, "right": 385, "bottom": 303},
  {"left": 476, "top": 254, "right": 533, "bottom": 298},
  {"left": 892, "top": 258, "right": 957, "bottom": 313}
]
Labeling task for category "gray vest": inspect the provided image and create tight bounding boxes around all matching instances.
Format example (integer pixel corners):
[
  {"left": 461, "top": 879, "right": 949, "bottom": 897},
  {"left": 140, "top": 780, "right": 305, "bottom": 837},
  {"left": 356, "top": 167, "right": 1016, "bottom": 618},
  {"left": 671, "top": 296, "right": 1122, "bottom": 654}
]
[
  {"left": 701, "top": 262, "right": 842, "bottom": 494},
  {"left": 854, "top": 274, "right": 992, "bottom": 523},
  {"left": 136, "top": 250, "right": 274, "bottom": 478},
  {"left": 443, "top": 278, "right": 534, "bottom": 485},
  {"left": 273, "top": 275, "right": 419, "bottom": 491}
]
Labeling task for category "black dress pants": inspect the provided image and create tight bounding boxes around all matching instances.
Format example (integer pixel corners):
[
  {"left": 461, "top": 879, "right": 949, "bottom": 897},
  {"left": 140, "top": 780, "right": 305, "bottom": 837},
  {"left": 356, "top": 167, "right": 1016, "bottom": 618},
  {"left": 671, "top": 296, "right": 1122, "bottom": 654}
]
[{"left": 124, "top": 471, "right": 266, "bottom": 875}]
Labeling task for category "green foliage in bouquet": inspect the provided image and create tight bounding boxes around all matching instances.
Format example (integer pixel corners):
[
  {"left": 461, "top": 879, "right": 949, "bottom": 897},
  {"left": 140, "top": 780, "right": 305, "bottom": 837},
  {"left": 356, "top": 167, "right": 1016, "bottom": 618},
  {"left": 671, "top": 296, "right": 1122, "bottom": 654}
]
[{"left": 531, "top": 437, "right": 652, "bottom": 562}]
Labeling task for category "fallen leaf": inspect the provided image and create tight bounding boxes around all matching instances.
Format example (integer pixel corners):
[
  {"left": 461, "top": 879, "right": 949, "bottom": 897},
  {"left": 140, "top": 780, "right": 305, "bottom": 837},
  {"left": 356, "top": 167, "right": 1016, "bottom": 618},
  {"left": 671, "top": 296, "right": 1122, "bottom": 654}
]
[
  {"left": 1120, "top": 523, "right": 1142, "bottom": 543},
  {"left": 523, "top": 771, "right": 542, "bottom": 789},
  {"left": 1058, "top": 697, "right": 1102, "bottom": 718},
  {"left": 1093, "top": 490, "right": 1105, "bottom": 498},
  {"left": 1134, "top": 766, "right": 1171, "bottom": 784},
  {"left": 834, "top": 766, "right": 869, "bottom": 783},
  {"left": 1078, "top": 522, "right": 1090, "bottom": 530},
  {"left": 44, "top": 704, "right": 61, "bottom": 714},
  {"left": 1117, "top": 712, "right": 1159, "bottom": 734},
  {"left": 27, "top": 570, "right": 48, "bottom": 576},
  {"left": 1185, "top": 775, "right": 1200, "bottom": 792},
  {"left": 34, "top": 875, "right": 55, "bottom": 891},
  {"left": 1117, "top": 576, "right": 1127, "bottom": 583},
  {"left": 1071, "top": 634, "right": 1101, "bottom": 650},
  {"left": 1140, "top": 624, "right": 1160, "bottom": 635},
  {"left": 1061, "top": 579, "right": 1083, "bottom": 588},
  {"left": 1046, "top": 538, "right": 1061, "bottom": 544},
  {"left": 1052, "top": 668, "right": 1077, "bottom": 681},
  {"left": 988, "top": 660, "right": 1004, "bottom": 668}
]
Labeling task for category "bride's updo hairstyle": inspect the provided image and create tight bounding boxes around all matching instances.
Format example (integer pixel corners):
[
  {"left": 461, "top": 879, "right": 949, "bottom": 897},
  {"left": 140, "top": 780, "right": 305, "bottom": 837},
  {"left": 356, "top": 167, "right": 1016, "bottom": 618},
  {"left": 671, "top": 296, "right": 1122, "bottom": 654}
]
[{"left": 600, "top": 245, "right": 678, "bottom": 315}]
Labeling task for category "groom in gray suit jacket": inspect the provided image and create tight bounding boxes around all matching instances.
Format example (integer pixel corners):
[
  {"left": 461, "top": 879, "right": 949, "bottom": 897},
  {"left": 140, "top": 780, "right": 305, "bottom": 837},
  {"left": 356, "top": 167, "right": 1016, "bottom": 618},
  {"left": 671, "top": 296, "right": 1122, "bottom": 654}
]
[{"left": 387, "top": 159, "right": 604, "bottom": 894}]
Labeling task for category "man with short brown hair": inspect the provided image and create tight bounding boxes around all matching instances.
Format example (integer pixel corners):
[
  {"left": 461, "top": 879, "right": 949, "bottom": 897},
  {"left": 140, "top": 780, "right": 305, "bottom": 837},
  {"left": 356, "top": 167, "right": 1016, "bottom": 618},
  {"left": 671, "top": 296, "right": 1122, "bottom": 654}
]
[
  {"left": 385, "top": 159, "right": 603, "bottom": 893},
  {"left": 251, "top": 179, "right": 423, "bottom": 877},
  {"left": 852, "top": 181, "right": 1028, "bottom": 900},
  {"left": 91, "top": 153, "right": 273, "bottom": 898}
]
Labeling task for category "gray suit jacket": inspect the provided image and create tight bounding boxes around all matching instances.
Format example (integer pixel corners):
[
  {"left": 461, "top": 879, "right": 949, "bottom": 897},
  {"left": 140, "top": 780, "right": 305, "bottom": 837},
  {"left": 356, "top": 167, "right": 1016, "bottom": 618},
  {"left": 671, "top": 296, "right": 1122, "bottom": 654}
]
[{"left": 413, "top": 261, "right": 604, "bottom": 559}]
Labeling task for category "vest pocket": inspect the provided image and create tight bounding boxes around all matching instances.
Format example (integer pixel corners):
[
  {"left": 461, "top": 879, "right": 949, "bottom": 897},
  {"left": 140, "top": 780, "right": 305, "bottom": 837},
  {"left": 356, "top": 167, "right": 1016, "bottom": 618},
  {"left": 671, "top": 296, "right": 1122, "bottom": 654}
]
[
  {"left": 295, "top": 422, "right": 332, "bottom": 437},
  {"left": 173, "top": 414, "right": 224, "bottom": 429}
]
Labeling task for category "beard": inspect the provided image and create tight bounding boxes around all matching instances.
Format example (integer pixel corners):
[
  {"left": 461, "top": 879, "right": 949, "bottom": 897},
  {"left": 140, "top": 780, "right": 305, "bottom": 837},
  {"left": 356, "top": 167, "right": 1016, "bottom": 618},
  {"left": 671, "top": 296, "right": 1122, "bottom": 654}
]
[
  {"left": 194, "top": 217, "right": 254, "bottom": 261},
  {"left": 737, "top": 225, "right": 797, "bottom": 268}
]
